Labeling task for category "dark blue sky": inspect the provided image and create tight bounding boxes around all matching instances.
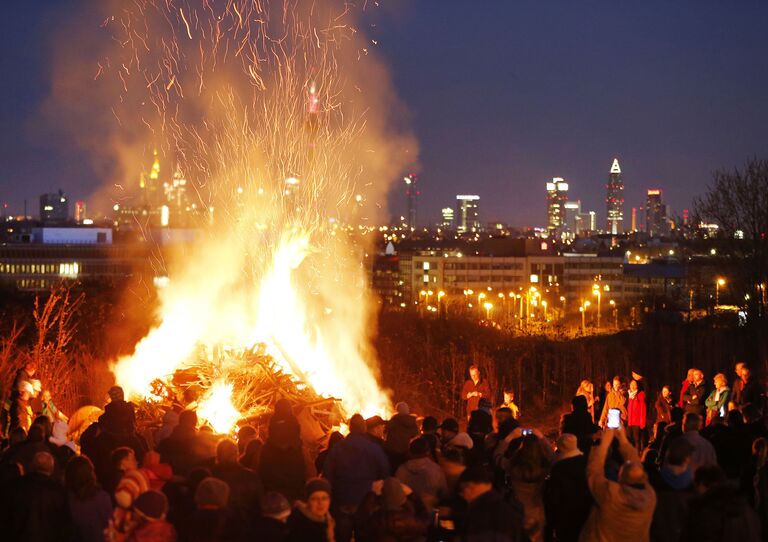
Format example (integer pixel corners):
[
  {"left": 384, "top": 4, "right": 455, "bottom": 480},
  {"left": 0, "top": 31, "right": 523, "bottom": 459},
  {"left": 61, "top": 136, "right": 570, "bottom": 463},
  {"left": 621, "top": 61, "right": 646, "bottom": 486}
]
[{"left": 2, "top": 1, "right": 768, "bottom": 227}]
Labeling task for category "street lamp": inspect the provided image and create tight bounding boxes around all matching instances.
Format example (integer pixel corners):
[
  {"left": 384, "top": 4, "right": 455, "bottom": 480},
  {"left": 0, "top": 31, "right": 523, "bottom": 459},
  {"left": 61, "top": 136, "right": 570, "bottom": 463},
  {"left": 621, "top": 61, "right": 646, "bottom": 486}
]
[
  {"left": 559, "top": 295, "right": 566, "bottom": 319},
  {"left": 438, "top": 290, "right": 446, "bottom": 316},
  {"left": 609, "top": 299, "right": 617, "bottom": 329},
  {"left": 542, "top": 300, "right": 548, "bottom": 321},
  {"left": 715, "top": 278, "right": 726, "bottom": 306},
  {"left": 483, "top": 301, "right": 493, "bottom": 320},
  {"left": 592, "top": 285, "right": 601, "bottom": 329}
]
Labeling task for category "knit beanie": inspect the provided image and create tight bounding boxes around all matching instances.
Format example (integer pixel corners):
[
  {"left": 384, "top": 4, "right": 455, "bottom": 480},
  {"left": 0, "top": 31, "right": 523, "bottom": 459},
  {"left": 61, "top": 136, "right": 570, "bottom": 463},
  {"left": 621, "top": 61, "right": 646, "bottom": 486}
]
[
  {"left": 262, "top": 491, "right": 292, "bottom": 521},
  {"left": 305, "top": 477, "right": 332, "bottom": 500},
  {"left": 115, "top": 469, "right": 150, "bottom": 509},
  {"left": 133, "top": 490, "right": 168, "bottom": 521},
  {"left": 195, "top": 477, "right": 230, "bottom": 508},
  {"left": 395, "top": 402, "right": 410, "bottom": 415}
]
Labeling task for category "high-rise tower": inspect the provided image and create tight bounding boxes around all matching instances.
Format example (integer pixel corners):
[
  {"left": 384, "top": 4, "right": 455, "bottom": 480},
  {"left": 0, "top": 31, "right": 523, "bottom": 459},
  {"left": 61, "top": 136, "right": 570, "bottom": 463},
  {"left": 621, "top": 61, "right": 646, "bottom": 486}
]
[
  {"left": 546, "top": 177, "right": 569, "bottom": 238},
  {"left": 456, "top": 195, "right": 480, "bottom": 234},
  {"left": 645, "top": 189, "right": 667, "bottom": 237},
  {"left": 404, "top": 174, "right": 419, "bottom": 228},
  {"left": 605, "top": 158, "right": 624, "bottom": 234}
]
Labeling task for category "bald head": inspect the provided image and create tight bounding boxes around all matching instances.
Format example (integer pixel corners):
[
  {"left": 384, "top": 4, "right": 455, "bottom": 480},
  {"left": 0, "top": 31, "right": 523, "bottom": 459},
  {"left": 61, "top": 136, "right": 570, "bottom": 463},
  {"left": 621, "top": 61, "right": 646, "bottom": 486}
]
[{"left": 619, "top": 460, "right": 647, "bottom": 487}]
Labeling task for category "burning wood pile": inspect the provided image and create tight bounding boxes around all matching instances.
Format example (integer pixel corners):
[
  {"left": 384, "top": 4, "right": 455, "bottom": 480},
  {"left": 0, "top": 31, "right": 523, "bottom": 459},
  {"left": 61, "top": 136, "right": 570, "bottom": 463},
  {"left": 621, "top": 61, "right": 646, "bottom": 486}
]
[{"left": 133, "top": 343, "right": 345, "bottom": 443}]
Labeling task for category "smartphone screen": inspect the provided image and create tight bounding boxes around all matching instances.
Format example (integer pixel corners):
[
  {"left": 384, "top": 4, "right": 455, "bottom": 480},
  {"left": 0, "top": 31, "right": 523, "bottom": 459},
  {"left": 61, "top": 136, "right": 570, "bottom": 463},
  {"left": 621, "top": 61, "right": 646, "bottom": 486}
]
[{"left": 607, "top": 408, "right": 621, "bottom": 429}]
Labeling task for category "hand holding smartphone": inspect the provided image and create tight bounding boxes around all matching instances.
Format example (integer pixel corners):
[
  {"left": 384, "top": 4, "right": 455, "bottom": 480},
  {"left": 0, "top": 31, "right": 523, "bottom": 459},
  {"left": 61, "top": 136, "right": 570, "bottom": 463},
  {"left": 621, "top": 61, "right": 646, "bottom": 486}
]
[{"left": 607, "top": 408, "right": 621, "bottom": 429}]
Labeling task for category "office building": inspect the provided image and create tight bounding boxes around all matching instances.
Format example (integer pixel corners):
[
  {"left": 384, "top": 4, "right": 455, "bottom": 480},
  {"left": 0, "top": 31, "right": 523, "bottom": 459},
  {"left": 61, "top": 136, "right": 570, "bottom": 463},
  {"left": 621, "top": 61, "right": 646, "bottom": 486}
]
[
  {"left": 645, "top": 189, "right": 667, "bottom": 237},
  {"left": 546, "top": 177, "right": 569, "bottom": 238},
  {"left": 440, "top": 207, "right": 455, "bottom": 229},
  {"left": 606, "top": 158, "right": 624, "bottom": 234},
  {"left": 456, "top": 195, "right": 480, "bottom": 234}
]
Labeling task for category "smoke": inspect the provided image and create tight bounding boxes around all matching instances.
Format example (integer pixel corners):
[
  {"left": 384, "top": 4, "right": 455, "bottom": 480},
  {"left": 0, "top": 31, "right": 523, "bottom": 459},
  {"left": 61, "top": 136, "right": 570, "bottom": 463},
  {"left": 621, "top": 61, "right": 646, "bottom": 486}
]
[{"left": 42, "top": 0, "right": 418, "bottom": 415}]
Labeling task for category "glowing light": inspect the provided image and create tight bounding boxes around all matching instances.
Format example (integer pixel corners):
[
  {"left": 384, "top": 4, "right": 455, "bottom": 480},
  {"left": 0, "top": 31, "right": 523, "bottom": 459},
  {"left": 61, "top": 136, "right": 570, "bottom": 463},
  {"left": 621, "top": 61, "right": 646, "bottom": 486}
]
[{"left": 197, "top": 380, "right": 240, "bottom": 434}]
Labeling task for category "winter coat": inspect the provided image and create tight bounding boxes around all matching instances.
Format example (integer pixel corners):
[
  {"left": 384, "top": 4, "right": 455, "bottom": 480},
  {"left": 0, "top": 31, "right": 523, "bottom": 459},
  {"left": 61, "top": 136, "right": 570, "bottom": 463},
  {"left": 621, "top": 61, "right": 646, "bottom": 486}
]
[
  {"left": 4, "top": 472, "right": 73, "bottom": 542},
  {"left": 385, "top": 414, "right": 419, "bottom": 456},
  {"left": 681, "top": 381, "right": 708, "bottom": 416},
  {"left": 579, "top": 437, "right": 656, "bottom": 542},
  {"left": 9, "top": 396, "right": 33, "bottom": 433},
  {"left": 681, "top": 484, "right": 761, "bottom": 542},
  {"left": 462, "top": 488, "right": 526, "bottom": 541},
  {"left": 259, "top": 439, "right": 307, "bottom": 503},
  {"left": 211, "top": 461, "right": 264, "bottom": 524},
  {"left": 155, "top": 426, "right": 210, "bottom": 478},
  {"left": 740, "top": 378, "right": 762, "bottom": 409},
  {"left": 395, "top": 456, "right": 448, "bottom": 507},
  {"left": 704, "top": 387, "right": 730, "bottom": 423},
  {"left": 286, "top": 503, "right": 334, "bottom": 542},
  {"left": 649, "top": 465, "right": 694, "bottom": 542},
  {"left": 627, "top": 391, "right": 647, "bottom": 429},
  {"left": 655, "top": 395, "right": 673, "bottom": 424},
  {"left": 598, "top": 390, "right": 627, "bottom": 427},
  {"left": 68, "top": 489, "right": 113, "bottom": 542},
  {"left": 362, "top": 500, "right": 430, "bottom": 542},
  {"left": 543, "top": 454, "right": 592, "bottom": 542},
  {"left": 323, "top": 432, "right": 390, "bottom": 507}
]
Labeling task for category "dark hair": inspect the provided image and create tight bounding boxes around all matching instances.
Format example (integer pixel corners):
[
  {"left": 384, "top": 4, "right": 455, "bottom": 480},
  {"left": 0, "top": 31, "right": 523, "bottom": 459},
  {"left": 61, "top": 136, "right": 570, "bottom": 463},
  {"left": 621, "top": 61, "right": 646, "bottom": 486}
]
[
  {"left": 498, "top": 418, "right": 518, "bottom": 440},
  {"left": 8, "top": 426, "right": 26, "bottom": 446},
  {"left": 507, "top": 435, "right": 550, "bottom": 483},
  {"left": 694, "top": 465, "right": 726, "bottom": 490},
  {"left": 665, "top": 437, "right": 694, "bottom": 466},
  {"left": 32, "top": 416, "right": 52, "bottom": 439},
  {"left": 349, "top": 414, "right": 366, "bottom": 434},
  {"left": 110, "top": 446, "right": 135, "bottom": 471},
  {"left": 409, "top": 437, "right": 430, "bottom": 458},
  {"left": 496, "top": 407, "right": 513, "bottom": 417},
  {"left": 237, "top": 426, "right": 258, "bottom": 455},
  {"left": 187, "top": 467, "right": 212, "bottom": 493},
  {"left": 458, "top": 465, "right": 492, "bottom": 486},
  {"left": 670, "top": 406, "right": 684, "bottom": 425},
  {"left": 726, "top": 409, "right": 744, "bottom": 427},
  {"left": 571, "top": 395, "right": 588, "bottom": 411},
  {"left": 421, "top": 416, "right": 438, "bottom": 433},
  {"left": 66, "top": 456, "right": 100, "bottom": 500},
  {"left": 441, "top": 446, "right": 465, "bottom": 466},
  {"left": 26, "top": 424, "right": 44, "bottom": 443},
  {"left": 240, "top": 438, "right": 263, "bottom": 470}
]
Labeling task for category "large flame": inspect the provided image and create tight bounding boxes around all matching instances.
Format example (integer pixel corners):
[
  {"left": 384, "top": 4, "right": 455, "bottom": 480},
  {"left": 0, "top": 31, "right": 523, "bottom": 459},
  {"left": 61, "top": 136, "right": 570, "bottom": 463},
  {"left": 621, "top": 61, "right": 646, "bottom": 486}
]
[{"left": 96, "top": 0, "right": 410, "bottom": 427}]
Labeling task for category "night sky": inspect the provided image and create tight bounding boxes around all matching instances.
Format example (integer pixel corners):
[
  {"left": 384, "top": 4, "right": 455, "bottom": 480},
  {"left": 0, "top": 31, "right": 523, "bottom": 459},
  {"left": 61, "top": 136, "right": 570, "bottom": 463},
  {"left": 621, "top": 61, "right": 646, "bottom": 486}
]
[{"left": 2, "top": 1, "right": 768, "bottom": 227}]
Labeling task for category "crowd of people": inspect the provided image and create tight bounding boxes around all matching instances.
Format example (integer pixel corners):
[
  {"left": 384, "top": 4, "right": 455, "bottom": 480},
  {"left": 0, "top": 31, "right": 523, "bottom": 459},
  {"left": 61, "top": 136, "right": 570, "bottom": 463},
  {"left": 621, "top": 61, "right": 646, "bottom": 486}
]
[{"left": 1, "top": 360, "right": 767, "bottom": 541}]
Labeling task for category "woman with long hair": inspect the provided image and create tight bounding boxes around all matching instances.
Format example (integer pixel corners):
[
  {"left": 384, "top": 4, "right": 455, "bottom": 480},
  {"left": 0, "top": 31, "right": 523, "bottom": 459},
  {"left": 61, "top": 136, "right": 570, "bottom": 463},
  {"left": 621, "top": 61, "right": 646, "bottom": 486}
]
[
  {"left": 65, "top": 456, "right": 113, "bottom": 542},
  {"left": 576, "top": 379, "right": 596, "bottom": 420},
  {"left": 505, "top": 434, "right": 552, "bottom": 542}
]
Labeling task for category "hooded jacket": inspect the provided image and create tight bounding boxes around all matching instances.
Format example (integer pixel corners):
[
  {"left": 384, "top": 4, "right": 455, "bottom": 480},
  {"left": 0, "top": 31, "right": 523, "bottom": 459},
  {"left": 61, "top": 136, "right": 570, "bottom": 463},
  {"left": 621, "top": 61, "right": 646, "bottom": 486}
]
[
  {"left": 579, "top": 436, "right": 656, "bottom": 542},
  {"left": 385, "top": 414, "right": 419, "bottom": 456},
  {"left": 395, "top": 456, "right": 447, "bottom": 505}
]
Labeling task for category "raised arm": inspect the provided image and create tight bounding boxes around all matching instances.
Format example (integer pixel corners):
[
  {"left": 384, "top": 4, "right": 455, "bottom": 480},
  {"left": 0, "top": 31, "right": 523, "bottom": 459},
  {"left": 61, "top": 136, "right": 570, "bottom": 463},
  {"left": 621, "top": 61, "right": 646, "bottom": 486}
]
[{"left": 586, "top": 429, "right": 614, "bottom": 503}]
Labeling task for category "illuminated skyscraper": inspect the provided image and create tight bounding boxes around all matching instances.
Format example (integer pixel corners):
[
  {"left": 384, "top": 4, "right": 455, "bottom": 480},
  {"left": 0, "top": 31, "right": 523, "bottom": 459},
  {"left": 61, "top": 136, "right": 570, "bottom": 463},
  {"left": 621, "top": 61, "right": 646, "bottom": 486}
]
[
  {"left": 605, "top": 158, "right": 624, "bottom": 234},
  {"left": 456, "top": 195, "right": 480, "bottom": 234},
  {"left": 440, "top": 207, "right": 455, "bottom": 229},
  {"left": 546, "top": 177, "right": 569, "bottom": 238},
  {"left": 74, "top": 201, "right": 87, "bottom": 223},
  {"left": 404, "top": 174, "right": 419, "bottom": 227},
  {"left": 564, "top": 201, "right": 581, "bottom": 238},
  {"left": 645, "top": 189, "right": 667, "bottom": 237}
]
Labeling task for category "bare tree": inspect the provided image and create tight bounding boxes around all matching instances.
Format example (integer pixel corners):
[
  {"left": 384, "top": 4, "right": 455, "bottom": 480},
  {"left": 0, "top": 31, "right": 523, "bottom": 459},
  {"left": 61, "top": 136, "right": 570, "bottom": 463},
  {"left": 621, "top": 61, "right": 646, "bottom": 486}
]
[{"left": 694, "top": 158, "right": 768, "bottom": 315}]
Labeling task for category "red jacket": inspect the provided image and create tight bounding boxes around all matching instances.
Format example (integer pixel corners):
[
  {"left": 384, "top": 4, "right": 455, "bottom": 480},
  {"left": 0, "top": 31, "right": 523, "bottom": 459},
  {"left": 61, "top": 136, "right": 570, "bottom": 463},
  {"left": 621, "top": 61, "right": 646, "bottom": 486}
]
[
  {"left": 627, "top": 391, "right": 646, "bottom": 428},
  {"left": 679, "top": 380, "right": 690, "bottom": 408}
]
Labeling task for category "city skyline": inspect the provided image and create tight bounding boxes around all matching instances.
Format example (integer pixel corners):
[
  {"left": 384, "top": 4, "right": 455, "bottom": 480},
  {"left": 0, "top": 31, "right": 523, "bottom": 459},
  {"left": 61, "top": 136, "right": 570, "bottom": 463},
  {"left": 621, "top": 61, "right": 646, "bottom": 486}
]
[{"left": 2, "top": 2, "right": 768, "bottom": 228}]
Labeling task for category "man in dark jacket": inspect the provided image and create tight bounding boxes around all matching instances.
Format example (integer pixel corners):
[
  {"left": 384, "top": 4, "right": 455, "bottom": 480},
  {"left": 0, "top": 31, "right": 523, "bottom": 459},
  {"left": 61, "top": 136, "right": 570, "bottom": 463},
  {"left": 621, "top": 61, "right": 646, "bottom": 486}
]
[
  {"left": 458, "top": 466, "right": 525, "bottom": 541},
  {"left": 324, "top": 413, "right": 390, "bottom": 542},
  {"left": 462, "top": 365, "right": 492, "bottom": 420},
  {"left": 650, "top": 437, "right": 695, "bottom": 542},
  {"left": 156, "top": 410, "right": 210, "bottom": 477},
  {"left": 681, "top": 369, "right": 708, "bottom": 417},
  {"left": 4, "top": 451, "right": 72, "bottom": 542},
  {"left": 681, "top": 465, "right": 761, "bottom": 542},
  {"left": 560, "top": 395, "right": 599, "bottom": 453},
  {"left": 258, "top": 400, "right": 307, "bottom": 502},
  {"left": 543, "top": 434, "right": 592, "bottom": 542},
  {"left": 738, "top": 366, "right": 762, "bottom": 411},
  {"left": 212, "top": 438, "right": 264, "bottom": 530},
  {"left": 385, "top": 402, "right": 419, "bottom": 469}
]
